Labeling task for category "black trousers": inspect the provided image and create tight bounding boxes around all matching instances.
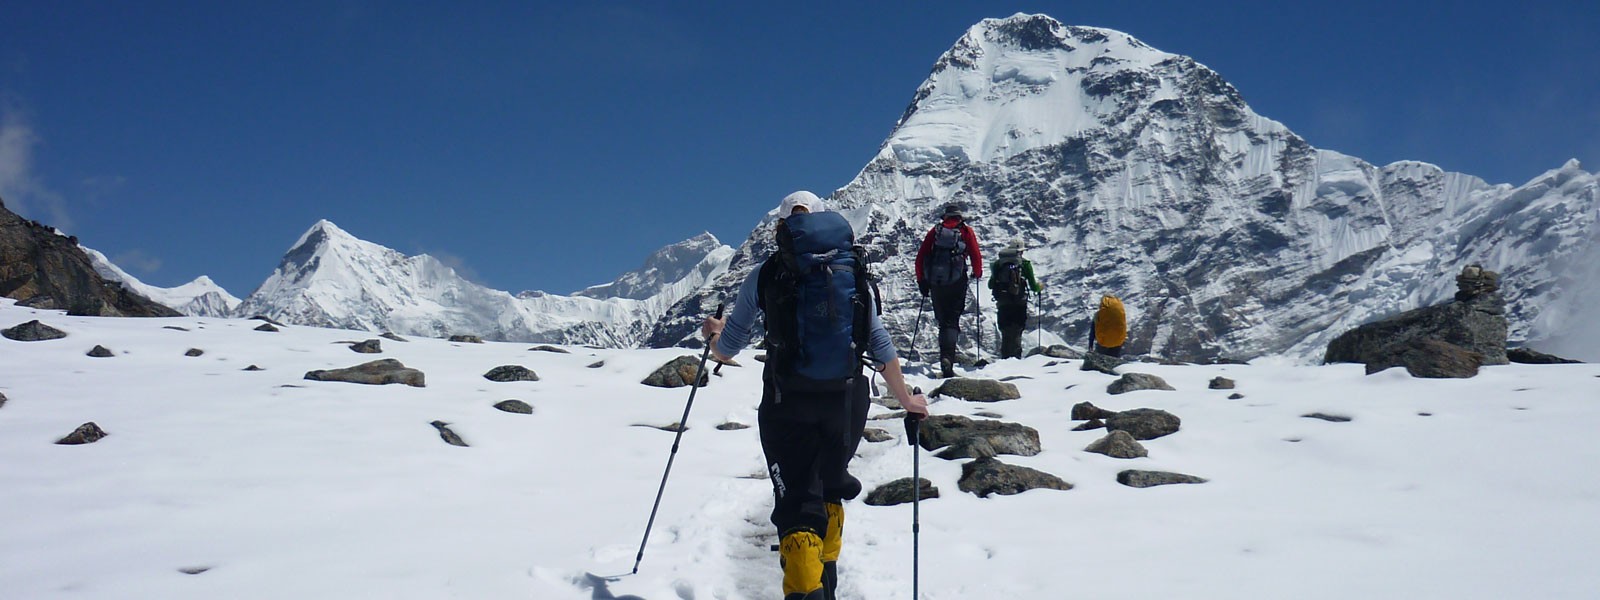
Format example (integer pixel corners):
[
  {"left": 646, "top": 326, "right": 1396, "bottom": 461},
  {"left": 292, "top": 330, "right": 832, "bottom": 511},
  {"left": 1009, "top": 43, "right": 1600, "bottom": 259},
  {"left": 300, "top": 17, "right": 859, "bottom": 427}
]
[
  {"left": 759, "top": 374, "right": 871, "bottom": 536},
  {"left": 996, "top": 300, "right": 1027, "bottom": 359},
  {"left": 930, "top": 281, "right": 969, "bottom": 363}
]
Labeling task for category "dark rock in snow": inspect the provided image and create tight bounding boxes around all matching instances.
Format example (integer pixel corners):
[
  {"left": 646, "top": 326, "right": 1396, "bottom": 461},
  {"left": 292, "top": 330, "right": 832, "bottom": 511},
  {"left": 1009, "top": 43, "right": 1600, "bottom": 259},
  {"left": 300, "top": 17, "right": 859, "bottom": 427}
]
[
  {"left": 958, "top": 457, "right": 1072, "bottom": 498},
  {"left": 1302, "top": 412, "right": 1351, "bottom": 422},
  {"left": 1209, "top": 376, "right": 1235, "bottom": 389},
  {"left": 1326, "top": 265, "right": 1508, "bottom": 369},
  {"left": 86, "top": 345, "right": 114, "bottom": 357},
  {"left": 587, "top": 360, "right": 605, "bottom": 368},
  {"left": 253, "top": 323, "right": 279, "bottom": 332},
  {"left": 974, "top": 411, "right": 1004, "bottom": 418},
  {"left": 1228, "top": 392, "right": 1245, "bottom": 399},
  {"left": 1105, "top": 408, "right": 1181, "bottom": 440},
  {"left": 184, "top": 348, "right": 204, "bottom": 357},
  {"left": 177, "top": 566, "right": 211, "bottom": 575},
  {"left": 1071, "top": 401, "right": 1116, "bottom": 421},
  {"left": 863, "top": 428, "right": 894, "bottom": 442},
  {"left": 449, "top": 334, "right": 484, "bottom": 344},
  {"left": 248, "top": 315, "right": 285, "bottom": 326},
  {"left": 528, "top": 344, "right": 571, "bottom": 354},
  {"left": 0, "top": 391, "right": 7, "bottom": 409},
  {"left": 1085, "top": 430, "right": 1148, "bottom": 458},
  {"left": 56, "top": 421, "right": 108, "bottom": 445},
  {"left": 305, "top": 359, "right": 425, "bottom": 387},
  {"left": 1072, "top": 418, "right": 1106, "bottom": 431},
  {"left": 1026, "top": 344, "right": 1082, "bottom": 359},
  {"left": 642, "top": 355, "right": 709, "bottom": 388},
  {"left": 163, "top": 326, "right": 190, "bottom": 332},
  {"left": 1506, "top": 347, "right": 1582, "bottom": 364},
  {"left": 916, "top": 414, "right": 1041, "bottom": 459},
  {"left": 243, "top": 365, "right": 264, "bottom": 371},
  {"left": 1107, "top": 373, "right": 1175, "bottom": 394},
  {"left": 865, "top": 477, "right": 940, "bottom": 506},
  {"left": 3, "top": 320, "right": 67, "bottom": 341},
  {"left": 380, "top": 332, "right": 409, "bottom": 343},
  {"left": 930, "top": 378, "right": 1020, "bottom": 402},
  {"left": 484, "top": 365, "right": 540, "bottom": 382},
  {"left": 1080, "top": 352, "right": 1124, "bottom": 375},
  {"left": 1364, "top": 338, "right": 1484, "bottom": 378},
  {"left": 636, "top": 422, "right": 686, "bottom": 432},
  {"left": 493, "top": 400, "right": 534, "bottom": 414},
  {"left": 430, "top": 421, "right": 468, "bottom": 447},
  {"left": 1117, "top": 469, "right": 1208, "bottom": 488},
  {"left": 716, "top": 422, "right": 750, "bottom": 431},
  {"left": 349, "top": 339, "right": 382, "bottom": 354}
]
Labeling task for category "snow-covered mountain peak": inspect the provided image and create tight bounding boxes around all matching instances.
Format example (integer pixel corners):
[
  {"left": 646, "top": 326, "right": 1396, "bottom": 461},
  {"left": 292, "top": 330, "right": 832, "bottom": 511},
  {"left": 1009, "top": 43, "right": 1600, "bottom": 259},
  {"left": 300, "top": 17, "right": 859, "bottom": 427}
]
[
  {"left": 575, "top": 232, "right": 731, "bottom": 301},
  {"left": 81, "top": 246, "right": 242, "bottom": 318}
]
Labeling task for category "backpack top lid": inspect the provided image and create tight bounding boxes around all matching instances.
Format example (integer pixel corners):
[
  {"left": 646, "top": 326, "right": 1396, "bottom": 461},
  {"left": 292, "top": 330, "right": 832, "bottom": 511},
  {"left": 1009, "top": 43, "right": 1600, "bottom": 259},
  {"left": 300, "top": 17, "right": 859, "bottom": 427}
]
[{"left": 780, "top": 211, "right": 854, "bottom": 259}]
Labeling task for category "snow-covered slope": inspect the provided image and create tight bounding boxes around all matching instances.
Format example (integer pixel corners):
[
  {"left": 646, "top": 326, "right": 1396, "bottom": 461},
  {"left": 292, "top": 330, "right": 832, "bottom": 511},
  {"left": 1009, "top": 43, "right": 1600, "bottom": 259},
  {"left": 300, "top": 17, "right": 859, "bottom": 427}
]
[
  {"left": 652, "top": 13, "right": 1600, "bottom": 362},
  {"left": 82, "top": 246, "right": 242, "bottom": 318},
  {"left": 235, "top": 220, "right": 732, "bottom": 346},
  {"left": 3, "top": 299, "right": 1598, "bottom": 599},
  {"left": 574, "top": 232, "right": 733, "bottom": 302}
]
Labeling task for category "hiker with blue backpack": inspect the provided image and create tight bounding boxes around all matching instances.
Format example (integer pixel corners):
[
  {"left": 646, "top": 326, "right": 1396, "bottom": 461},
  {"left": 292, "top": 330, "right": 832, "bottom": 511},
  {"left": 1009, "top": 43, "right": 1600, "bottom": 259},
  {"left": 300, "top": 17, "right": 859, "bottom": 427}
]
[
  {"left": 915, "top": 203, "right": 984, "bottom": 378},
  {"left": 988, "top": 239, "right": 1043, "bottom": 359},
  {"left": 701, "top": 191, "right": 930, "bottom": 600}
]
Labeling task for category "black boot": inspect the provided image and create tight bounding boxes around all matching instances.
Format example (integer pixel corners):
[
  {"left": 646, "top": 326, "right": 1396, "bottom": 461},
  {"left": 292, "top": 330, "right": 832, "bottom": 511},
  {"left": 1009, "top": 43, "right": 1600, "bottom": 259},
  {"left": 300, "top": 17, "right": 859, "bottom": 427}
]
[{"left": 940, "top": 358, "right": 954, "bottom": 379}]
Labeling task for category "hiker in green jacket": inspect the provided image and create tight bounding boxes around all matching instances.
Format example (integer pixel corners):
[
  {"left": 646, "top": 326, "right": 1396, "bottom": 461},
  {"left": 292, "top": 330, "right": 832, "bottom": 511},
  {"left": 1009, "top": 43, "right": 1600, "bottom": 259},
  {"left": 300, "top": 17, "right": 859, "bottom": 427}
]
[{"left": 988, "top": 239, "right": 1042, "bottom": 359}]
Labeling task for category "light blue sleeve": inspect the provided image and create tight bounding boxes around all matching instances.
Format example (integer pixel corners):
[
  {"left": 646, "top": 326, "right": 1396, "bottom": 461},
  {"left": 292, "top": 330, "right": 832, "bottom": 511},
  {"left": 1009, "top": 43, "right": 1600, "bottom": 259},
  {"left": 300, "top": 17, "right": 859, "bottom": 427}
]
[
  {"left": 713, "top": 267, "right": 764, "bottom": 358},
  {"left": 867, "top": 308, "right": 899, "bottom": 365}
]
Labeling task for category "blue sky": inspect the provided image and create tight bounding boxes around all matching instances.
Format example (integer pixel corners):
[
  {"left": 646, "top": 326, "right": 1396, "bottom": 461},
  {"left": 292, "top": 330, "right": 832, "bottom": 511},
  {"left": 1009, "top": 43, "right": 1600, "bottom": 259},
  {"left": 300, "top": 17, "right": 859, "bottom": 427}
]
[{"left": 2, "top": 1, "right": 1596, "bottom": 296}]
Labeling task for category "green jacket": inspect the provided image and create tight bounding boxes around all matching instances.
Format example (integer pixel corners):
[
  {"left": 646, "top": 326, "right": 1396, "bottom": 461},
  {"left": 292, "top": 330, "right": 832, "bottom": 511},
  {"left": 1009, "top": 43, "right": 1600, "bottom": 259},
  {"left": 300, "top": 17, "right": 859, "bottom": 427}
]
[{"left": 988, "top": 256, "right": 1042, "bottom": 300}]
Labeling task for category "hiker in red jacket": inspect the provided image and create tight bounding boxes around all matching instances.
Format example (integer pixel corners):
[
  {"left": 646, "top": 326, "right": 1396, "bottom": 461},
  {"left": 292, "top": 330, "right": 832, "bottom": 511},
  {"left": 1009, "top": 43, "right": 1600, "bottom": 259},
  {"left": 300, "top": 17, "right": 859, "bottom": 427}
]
[{"left": 915, "top": 203, "right": 983, "bottom": 378}]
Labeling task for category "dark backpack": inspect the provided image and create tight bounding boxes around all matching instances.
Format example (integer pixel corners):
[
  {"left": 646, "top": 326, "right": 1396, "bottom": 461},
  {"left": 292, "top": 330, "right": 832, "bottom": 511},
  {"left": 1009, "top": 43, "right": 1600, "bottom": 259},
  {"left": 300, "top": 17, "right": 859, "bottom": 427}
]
[
  {"left": 925, "top": 224, "right": 969, "bottom": 287},
  {"left": 758, "top": 212, "right": 881, "bottom": 392},
  {"left": 991, "top": 257, "right": 1026, "bottom": 303}
]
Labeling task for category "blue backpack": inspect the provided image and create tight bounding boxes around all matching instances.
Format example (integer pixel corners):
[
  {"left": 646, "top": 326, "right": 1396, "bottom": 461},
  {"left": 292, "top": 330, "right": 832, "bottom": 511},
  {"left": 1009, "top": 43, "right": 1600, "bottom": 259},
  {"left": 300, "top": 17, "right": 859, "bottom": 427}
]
[{"left": 758, "top": 211, "right": 881, "bottom": 392}]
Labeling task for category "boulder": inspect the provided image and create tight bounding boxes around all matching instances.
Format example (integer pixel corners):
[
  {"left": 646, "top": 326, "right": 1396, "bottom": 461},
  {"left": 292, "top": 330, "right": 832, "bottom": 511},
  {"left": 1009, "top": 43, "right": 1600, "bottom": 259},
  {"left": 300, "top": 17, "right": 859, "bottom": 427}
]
[
  {"left": 2, "top": 320, "right": 67, "bottom": 341},
  {"left": 716, "top": 422, "right": 750, "bottom": 431},
  {"left": 863, "top": 428, "right": 894, "bottom": 443},
  {"left": 1507, "top": 347, "right": 1582, "bottom": 364},
  {"left": 958, "top": 457, "right": 1072, "bottom": 498},
  {"left": 1117, "top": 469, "right": 1207, "bottom": 488},
  {"left": 449, "top": 334, "right": 484, "bottom": 344},
  {"left": 528, "top": 345, "right": 570, "bottom": 354},
  {"left": 1107, "top": 373, "right": 1175, "bottom": 394},
  {"left": 380, "top": 332, "right": 409, "bottom": 342},
  {"left": 56, "top": 421, "right": 108, "bottom": 445},
  {"left": 1228, "top": 393, "right": 1244, "bottom": 400},
  {"left": 493, "top": 400, "right": 534, "bottom": 414},
  {"left": 1071, "top": 401, "right": 1115, "bottom": 421},
  {"left": 916, "top": 414, "right": 1041, "bottom": 459},
  {"left": 1364, "top": 338, "right": 1484, "bottom": 378},
  {"left": 349, "top": 339, "right": 382, "bottom": 354},
  {"left": 864, "top": 477, "right": 940, "bottom": 506},
  {"left": 1026, "top": 345, "right": 1082, "bottom": 359},
  {"left": 642, "top": 355, "right": 709, "bottom": 388},
  {"left": 1105, "top": 408, "right": 1181, "bottom": 440},
  {"left": 1072, "top": 419, "right": 1106, "bottom": 431},
  {"left": 430, "top": 421, "right": 468, "bottom": 447},
  {"left": 305, "top": 359, "right": 425, "bottom": 387},
  {"left": 587, "top": 360, "right": 606, "bottom": 368},
  {"left": 254, "top": 323, "right": 279, "bottom": 332},
  {"left": 484, "top": 365, "right": 540, "bottom": 382},
  {"left": 1325, "top": 265, "right": 1508, "bottom": 367},
  {"left": 1209, "top": 377, "right": 1235, "bottom": 390},
  {"left": 1079, "top": 352, "right": 1123, "bottom": 375},
  {"left": 184, "top": 348, "right": 204, "bottom": 357},
  {"left": 86, "top": 345, "right": 114, "bottom": 357},
  {"left": 930, "top": 378, "right": 1021, "bottom": 402},
  {"left": 243, "top": 365, "right": 264, "bottom": 371},
  {"left": 1085, "top": 430, "right": 1148, "bottom": 458}
]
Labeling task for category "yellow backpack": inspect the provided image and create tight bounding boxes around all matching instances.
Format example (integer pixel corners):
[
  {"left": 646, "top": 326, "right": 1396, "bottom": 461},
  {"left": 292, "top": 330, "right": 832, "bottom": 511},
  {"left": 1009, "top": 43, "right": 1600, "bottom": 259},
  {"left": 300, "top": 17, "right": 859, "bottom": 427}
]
[{"left": 1095, "top": 295, "right": 1127, "bottom": 347}]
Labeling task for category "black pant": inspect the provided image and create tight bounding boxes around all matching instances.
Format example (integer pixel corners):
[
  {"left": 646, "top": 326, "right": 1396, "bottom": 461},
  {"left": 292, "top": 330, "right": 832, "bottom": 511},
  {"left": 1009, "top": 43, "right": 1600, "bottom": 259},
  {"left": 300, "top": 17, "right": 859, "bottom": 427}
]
[
  {"left": 930, "top": 281, "right": 968, "bottom": 363},
  {"left": 996, "top": 300, "right": 1026, "bottom": 359},
  {"left": 1093, "top": 343, "right": 1124, "bottom": 358},
  {"left": 759, "top": 374, "right": 870, "bottom": 536}
]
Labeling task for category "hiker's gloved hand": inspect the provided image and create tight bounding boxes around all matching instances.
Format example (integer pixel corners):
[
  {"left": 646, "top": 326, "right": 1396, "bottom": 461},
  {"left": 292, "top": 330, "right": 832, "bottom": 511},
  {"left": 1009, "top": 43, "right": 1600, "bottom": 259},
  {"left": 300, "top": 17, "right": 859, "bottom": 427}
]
[{"left": 918, "top": 280, "right": 930, "bottom": 297}]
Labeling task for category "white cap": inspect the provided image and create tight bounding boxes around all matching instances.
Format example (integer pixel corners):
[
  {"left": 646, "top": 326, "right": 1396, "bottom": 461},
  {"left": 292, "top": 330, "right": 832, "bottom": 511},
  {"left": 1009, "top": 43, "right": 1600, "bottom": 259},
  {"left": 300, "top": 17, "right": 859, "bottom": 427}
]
[
  {"left": 1006, "top": 239, "right": 1025, "bottom": 252},
  {"left": 778, "top": 191, "right": 823, "bottom": 219}
]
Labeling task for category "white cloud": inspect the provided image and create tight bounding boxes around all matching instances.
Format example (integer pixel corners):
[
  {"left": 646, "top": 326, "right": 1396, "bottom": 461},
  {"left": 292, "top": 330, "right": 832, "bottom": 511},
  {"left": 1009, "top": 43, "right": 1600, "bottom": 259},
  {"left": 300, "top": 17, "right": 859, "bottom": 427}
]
[{"left": 0, "top": 101, "right": 72, "bottom": 230}]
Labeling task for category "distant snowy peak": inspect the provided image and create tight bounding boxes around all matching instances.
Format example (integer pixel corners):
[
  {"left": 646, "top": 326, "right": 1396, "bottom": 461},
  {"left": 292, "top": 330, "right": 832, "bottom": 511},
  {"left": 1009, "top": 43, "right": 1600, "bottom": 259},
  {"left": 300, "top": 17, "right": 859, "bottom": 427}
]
[
  {"left": 82, "top": 246, "right": 241, "bottom": 318},
  {"left": 576, "top": 232, "right": 732, "bottom": 300},
  {"left": 886, "top": 13, "right": 1247, "bottom": 165}
]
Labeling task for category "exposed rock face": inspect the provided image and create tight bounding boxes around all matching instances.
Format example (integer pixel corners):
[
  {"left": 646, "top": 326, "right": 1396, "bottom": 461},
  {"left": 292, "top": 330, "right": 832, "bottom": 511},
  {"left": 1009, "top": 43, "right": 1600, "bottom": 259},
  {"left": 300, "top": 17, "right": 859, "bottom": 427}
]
[
  {"left": 865, "top": 477, "right": 940, "bottom": 506},
  {"left": 1107, "top": 373, "right": 1175, "bottom": 394},
  {"left": 56, "top": 422, "right": 108, "bottom": 445},
  {"left": 1117, "top": 469, "right": 1207, "bottom": 488},
  {"left": 930, "top": 378, "right": 1021, "bottom": 402},
  {"left": 958, "top": 457, "right": 1072, "bottom": 498},
  {"left": 1365, "top": 338, "right": 1485, "bottom": 378},
  {"left": 1325, "top": 265, "right": 1509, "bottom": 369},
  {"left": 0, "top": 200, "right": 180, "bottom": 317},
  {"left": 304, "top": 359, "right": 426, "bottom": 387},
  {"left": 641, "top": 355, "right": 709, "bottom": 388},
  {"left": 1105, "top": 408, "right": 1181, "bottom": 440},
  {"left": 484, "top": 365, "right": 540, "bottom": 382},
  {"left": 2, "top": 320, "right": 67, "bottom": 341},
  {"left": 1085, "top": 430, "right": 1148, "bottom": 458},
  {"left": 916, "top": 414, "right": 1041, "bottom": 459},
  {"left": 430, "top": 421, "right": 468, "bottom": 447},
  {"left": 349, "top": 339, "right": 382, "bottom": 354},
  {"left": 493, "top": 400, "right": 533, "bottom": 414}
]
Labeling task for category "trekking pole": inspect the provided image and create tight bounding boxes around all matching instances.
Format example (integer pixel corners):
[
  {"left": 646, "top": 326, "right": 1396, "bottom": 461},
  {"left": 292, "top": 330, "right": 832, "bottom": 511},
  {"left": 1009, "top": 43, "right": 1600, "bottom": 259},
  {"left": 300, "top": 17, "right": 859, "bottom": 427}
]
[
  {"left": 632, "top": 303, "right": 724, "bottom": 575},
  {"left": 1035, "top": 290, "right": 1043, "bottom": 350},
  {"left": 910, "top": 294, "right": 928, "bottom": 364},
  {"left": 904, "top": 387, "right": 924, "bottom": 600},
  {"left": 973, "top": 284, "right": 985, "bottom": 365}
]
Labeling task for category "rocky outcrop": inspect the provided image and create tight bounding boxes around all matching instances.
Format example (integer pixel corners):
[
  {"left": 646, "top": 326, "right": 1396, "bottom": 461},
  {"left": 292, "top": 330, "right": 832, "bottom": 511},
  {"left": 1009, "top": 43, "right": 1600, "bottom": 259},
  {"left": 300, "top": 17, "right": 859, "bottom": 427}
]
[
  {"left": 958, "top": 457, "right": 1072, "bottom": 498},
  {"left": 916, "top": 415, "right": 1041, "bottom": 459},
  {"left": 0, "top": 200, "right": 179, "bottom": 317},
  {"left": 2, "top": 320, "right": 67, "bottom": 341},
  {"left": 305, "top": 359, "right": 425, "bottom": 387},
  {"left": 930, "top": 378, "right": 1021, "bottom": 402},
  {"left": 1326, "top": 265, "right": 1509, "bottom": 371},
  {"left": 1506, "top": 347, "right": 1582, "bottom": 364},
  {"left": 865, "top": 477, "right": 940, "bottom": 506}
]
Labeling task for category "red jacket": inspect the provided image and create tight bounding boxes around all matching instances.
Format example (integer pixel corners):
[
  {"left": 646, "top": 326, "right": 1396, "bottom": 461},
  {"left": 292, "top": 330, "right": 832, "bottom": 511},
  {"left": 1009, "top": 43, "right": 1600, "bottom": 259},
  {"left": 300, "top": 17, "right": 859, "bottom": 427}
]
[{"left": 915, "top": 217, "right": 983, "bottom": 282}]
